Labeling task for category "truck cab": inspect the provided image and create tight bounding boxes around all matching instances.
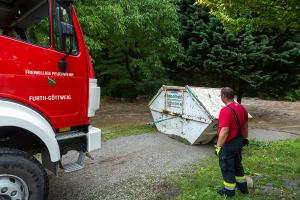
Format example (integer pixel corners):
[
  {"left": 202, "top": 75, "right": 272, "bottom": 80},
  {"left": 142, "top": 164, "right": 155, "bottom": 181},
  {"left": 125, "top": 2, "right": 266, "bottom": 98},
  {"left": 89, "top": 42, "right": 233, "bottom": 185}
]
[{"left": 0, "top": 0, "right": 101, "bottom": 199}]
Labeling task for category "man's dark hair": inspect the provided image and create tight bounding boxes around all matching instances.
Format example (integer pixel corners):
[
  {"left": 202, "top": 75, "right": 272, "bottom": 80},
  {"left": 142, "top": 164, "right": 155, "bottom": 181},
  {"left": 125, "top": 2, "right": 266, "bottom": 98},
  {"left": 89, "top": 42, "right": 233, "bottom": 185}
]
[{"left": 221, "top": 87, "right": 235, "bottom": 99}]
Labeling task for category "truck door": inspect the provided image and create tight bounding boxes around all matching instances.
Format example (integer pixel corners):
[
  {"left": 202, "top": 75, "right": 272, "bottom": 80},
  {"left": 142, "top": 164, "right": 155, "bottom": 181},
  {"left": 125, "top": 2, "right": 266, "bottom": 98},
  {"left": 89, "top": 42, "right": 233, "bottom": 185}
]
[{"left": 0, "top": 0, "right": 89, "bottom": 129}]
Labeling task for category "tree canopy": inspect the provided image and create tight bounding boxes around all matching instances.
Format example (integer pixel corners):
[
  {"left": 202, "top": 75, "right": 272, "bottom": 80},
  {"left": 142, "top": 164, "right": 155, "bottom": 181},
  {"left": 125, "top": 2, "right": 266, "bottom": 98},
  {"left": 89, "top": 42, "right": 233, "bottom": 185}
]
[
  {"left": 196, "top": 0, "right": 300, "bottom": 32},
  {"left": 179, "top": 0, "right": 300, "bottom": 102},
  {"left": 71, "top": 0, "right": 299, "bottom": 101},
  {"left": 75, "top": 0, "right": 183, "bottom": 97}
]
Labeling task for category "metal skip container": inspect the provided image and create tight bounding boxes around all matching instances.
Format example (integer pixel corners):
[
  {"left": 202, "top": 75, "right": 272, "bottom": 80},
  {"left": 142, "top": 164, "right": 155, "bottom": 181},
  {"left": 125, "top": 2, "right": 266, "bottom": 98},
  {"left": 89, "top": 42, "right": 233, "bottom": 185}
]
[{"left": 149, "top": 85, "right": 225, "bottom": 144}]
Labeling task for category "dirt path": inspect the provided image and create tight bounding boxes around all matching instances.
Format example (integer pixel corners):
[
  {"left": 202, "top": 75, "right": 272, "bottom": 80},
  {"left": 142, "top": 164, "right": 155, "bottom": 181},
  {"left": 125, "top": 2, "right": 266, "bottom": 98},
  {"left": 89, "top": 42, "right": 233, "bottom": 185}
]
[
  {"left": 49, "top": 98, "right": 300, "bottom": 199},
  {"left": 91, "top": 98, "right": 300, "bottom": 134},
  {"left": 91, "top": 98, "right": 151, "bottom": 128},
  {"left": 243, "top": 98, "right": 300, "bottom": 134}
]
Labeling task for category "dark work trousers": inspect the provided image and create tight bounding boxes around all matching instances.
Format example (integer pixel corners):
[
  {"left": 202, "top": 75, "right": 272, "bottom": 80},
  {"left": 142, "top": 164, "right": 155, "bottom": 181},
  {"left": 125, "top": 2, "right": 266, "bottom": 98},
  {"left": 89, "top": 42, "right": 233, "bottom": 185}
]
[{"left": 219, "top": 136, "right": 245, "bottom": 190}]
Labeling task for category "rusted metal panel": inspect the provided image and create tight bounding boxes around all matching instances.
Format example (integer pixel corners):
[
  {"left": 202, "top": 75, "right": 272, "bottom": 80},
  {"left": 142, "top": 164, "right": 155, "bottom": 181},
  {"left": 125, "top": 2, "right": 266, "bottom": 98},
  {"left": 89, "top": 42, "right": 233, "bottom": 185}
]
[{"left": 149, "top": 86, "right": 224, "bottom": 144}]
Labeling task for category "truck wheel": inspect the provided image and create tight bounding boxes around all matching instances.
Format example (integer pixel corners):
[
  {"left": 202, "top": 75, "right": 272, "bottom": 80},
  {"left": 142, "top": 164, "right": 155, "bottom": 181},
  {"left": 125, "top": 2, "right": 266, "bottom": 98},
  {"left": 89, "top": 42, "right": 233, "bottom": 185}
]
[{"left": 0, "top": 148, "right": 48, "bottom": 200}]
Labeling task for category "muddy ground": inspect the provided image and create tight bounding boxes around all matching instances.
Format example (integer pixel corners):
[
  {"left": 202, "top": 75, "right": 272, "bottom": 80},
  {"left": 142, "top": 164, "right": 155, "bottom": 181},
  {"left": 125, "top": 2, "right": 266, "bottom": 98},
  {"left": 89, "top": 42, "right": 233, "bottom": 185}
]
[{"left": 91, "top": 97, "right": 300, "bottom": 135}]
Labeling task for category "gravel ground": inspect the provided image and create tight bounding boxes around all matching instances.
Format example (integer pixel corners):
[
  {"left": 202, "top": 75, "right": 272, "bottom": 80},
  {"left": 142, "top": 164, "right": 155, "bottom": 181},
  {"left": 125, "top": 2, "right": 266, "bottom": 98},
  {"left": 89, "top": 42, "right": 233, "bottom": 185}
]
[
  {"left": 48, "top": 128, "right": 299, "bottom": 200},
  {"left": 250, "top": 128, "right": 299, "bottom": 141},
  {"left": 48, "top": 132, "right": 212, "bottom": 200}
]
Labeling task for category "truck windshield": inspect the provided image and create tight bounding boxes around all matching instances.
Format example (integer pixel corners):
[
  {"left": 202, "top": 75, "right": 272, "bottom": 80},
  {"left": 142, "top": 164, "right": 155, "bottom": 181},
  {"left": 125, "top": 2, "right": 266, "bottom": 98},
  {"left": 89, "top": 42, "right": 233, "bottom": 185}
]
[{"left": 0, "top": 0, "right": 50, "bottom": 47}]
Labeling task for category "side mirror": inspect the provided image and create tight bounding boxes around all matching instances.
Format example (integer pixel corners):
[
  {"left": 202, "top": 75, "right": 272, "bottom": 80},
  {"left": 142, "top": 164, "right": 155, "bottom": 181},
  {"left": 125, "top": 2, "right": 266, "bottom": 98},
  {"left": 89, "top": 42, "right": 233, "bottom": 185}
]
[
  {"left": 61, "top": 22, "right": 73, "bottom": 36},
  {"left": 56, "top": 7, "right": 74, "bottom": 53},
  {"left": 55, "top": 0, "right": 74, "bottom": 71}
]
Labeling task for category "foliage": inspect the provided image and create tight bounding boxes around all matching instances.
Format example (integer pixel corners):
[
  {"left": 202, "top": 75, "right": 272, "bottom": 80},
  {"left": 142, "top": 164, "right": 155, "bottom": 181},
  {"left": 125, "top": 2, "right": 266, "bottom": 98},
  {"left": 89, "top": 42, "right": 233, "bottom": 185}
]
[
  {"left": 174, "top": 138, "right": 300, "bottom": 199},
  {"left": 28, "top": 19, "right": 50, "bottom": 48},
  {"left": 260, "top": 32, "right": 300, "bottom": 100},
  {"left": 102, "top": 124, "right": 156, "bottom": 141},
  {"left": 283, "top": 88, "right": 300, "bottom": 101},
  {"left": 196, "top": 0, "right": 300, "bottom": 32},
  {"left": 179, "top": 0, "right": 300, "bottom": 102},
  {"left": 72, "top": 0, "right": 299, "bottom": 100},
  {"left": 75, "top": 0, "right": 183, "bottom": 98}
]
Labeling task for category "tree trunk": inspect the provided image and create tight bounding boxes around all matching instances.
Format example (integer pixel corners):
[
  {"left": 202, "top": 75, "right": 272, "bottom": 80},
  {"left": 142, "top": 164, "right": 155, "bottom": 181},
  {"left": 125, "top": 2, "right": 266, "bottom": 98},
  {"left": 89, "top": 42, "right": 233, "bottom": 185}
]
[
  {"left": 124, "top": 39, "right": 135, "bottom": 82},
  {"left": 125, "top": 50, "right": 134, "bottom": 80},
  {"left": 237, "top": 90, "right": 243, "bottom": 104},
  {"left": 235, "top": 78, "right": 243, "bottom": 103}
]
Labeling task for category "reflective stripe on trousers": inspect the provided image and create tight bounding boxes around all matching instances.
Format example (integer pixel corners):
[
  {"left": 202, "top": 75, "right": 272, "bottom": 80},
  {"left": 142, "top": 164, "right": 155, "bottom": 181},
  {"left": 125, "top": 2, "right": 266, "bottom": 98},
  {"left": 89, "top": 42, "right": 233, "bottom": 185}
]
[
  {"left": 224, "top": 181, "right": 236, "bottom": 190},
  {"left": 219, "top": 136, "right": 245, "bottom": 188},
  {"left": 236, "top": 176, "right": 246, "bottom": 183}
]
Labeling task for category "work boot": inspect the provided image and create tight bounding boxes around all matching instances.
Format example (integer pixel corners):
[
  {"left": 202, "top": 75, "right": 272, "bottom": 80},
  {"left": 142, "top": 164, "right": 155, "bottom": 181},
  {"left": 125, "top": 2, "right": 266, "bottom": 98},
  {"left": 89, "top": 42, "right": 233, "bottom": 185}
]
[
  {"left": 237, "top": 182, "right": 249, "bottom": 194},
  {"left": 217, "top": 188, "right": 235, "bottom": 197}
]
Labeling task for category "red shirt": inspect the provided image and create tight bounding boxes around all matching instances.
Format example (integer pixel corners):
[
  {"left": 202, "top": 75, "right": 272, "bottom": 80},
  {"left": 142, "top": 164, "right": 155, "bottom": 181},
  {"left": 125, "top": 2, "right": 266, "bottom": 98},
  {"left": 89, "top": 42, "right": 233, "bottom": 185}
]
[{"left": 218, "top": 102, "right": 248, "bottom": 143}]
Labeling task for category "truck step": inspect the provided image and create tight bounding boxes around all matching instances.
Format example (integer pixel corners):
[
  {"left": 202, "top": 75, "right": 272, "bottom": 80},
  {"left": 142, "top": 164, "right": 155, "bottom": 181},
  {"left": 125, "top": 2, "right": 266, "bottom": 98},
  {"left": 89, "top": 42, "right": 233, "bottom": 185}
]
[
  {"left": 56, "top": 131, "right": 87, "bottom": 155},
  {"left": 56, "top": 131, "right": 86, "bottom": 141},
  {"left": 63, "top": 152, "right": 85, "bottom": 173}
]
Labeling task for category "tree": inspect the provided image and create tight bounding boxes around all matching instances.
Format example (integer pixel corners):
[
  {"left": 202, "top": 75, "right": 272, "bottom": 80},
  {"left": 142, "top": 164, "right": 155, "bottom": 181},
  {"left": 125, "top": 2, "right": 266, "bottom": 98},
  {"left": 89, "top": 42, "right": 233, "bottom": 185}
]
[
  {"left": 75, "top": 0, "right": 183, "bottom": 98},
  {"left": 179, "top": 0, "right": 300, "bottom": 102},
  {"left": 196, "top": 0, "right": 300, "bottom": 32},
  {"left": 203, "top": 32, "right": 273, "bottom": 103},
  {"left": 261, "top": 31, "right": 300, "bottom": 100}
]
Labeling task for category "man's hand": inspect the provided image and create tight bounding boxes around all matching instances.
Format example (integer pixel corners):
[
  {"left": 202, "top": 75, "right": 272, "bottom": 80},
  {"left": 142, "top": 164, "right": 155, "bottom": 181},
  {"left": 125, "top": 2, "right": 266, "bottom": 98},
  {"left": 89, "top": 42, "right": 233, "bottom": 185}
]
[{"left": 215, "top": 146, "right": 222, "bottom": 156}]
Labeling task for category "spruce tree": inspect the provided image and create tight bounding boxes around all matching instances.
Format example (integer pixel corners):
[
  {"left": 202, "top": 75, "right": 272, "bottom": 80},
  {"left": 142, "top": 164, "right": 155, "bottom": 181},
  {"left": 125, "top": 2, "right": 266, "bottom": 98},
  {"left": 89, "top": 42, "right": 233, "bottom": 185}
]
[{"left": 179, "top": 0, "right": 300, "bottom": 102}]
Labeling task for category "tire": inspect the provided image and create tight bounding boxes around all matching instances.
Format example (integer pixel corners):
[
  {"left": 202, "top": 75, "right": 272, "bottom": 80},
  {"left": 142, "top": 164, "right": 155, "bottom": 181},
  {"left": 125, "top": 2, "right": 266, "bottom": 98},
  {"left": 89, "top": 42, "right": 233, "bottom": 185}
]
[{"left": 0, "top": 148, "right": 49, "bottom": 200}]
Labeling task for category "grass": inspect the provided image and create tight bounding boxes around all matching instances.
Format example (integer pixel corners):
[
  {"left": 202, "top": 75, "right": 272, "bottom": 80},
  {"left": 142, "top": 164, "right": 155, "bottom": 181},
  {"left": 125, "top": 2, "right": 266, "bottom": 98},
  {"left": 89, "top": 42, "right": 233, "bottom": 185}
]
[
  {"left": 101, "top": 124, "right": 156, "bottom": 141},
  {"left": 168, "top": 138, "right": 300, "bottom": 200},
  {"left": 89, "top": 123, "right": 300, "bottom": 199}
]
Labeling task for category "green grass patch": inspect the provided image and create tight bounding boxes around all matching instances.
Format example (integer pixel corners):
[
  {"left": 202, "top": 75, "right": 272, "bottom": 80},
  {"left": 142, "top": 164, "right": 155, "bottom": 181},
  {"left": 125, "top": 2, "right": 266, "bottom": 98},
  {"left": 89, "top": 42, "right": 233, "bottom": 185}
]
[
  {"left": 171, "top": 138, "right": 300, "bottom": 200},
  {"left": 102, "top": 124, "right": 156, "bottom": 141}
]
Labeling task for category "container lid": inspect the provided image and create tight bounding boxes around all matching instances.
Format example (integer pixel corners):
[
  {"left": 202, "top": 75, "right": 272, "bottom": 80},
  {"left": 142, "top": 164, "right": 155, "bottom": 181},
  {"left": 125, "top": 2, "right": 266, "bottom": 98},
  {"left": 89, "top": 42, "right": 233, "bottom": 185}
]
[{"left": 187, "top": 86, "right": 223, "bottom": 119}]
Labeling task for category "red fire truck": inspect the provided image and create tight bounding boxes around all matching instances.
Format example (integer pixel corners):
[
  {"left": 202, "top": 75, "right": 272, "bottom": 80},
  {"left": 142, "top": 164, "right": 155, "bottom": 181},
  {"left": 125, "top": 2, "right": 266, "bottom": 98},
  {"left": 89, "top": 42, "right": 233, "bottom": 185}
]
[{"left": 0, "top": 0, "right": 101, "bottom": 199}]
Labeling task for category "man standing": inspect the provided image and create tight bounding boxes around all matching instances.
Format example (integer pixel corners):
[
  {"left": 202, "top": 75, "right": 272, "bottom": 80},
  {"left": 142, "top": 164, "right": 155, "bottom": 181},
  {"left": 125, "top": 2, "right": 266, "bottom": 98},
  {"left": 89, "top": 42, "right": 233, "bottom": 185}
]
[{"left": 215, "top": 87, "right": 249, "bottom": 197}]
